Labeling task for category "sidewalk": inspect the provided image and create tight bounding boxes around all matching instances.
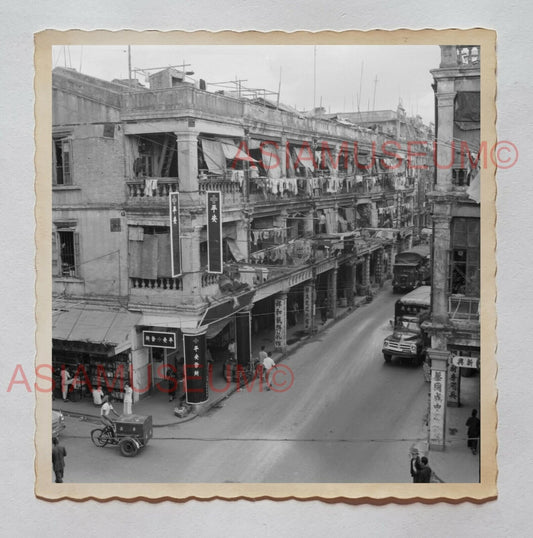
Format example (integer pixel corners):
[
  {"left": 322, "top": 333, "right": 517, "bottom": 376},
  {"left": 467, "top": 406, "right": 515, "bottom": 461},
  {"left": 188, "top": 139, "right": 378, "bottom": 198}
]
[
  {"left": 53, "top": 290, "right": 376, "bottom": 427},
  {"left": 416, "top": 371, "right": 481, "bottom": 483}
]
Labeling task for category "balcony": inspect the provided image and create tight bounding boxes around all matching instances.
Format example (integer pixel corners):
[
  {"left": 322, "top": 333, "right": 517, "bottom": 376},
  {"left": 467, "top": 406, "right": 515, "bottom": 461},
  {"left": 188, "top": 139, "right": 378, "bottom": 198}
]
[
  {"left": 129, "top": 276, "right": 184, "bottom": 307},
  {"left": 126, "top": 178, "right": 179, "bottom": 200}
]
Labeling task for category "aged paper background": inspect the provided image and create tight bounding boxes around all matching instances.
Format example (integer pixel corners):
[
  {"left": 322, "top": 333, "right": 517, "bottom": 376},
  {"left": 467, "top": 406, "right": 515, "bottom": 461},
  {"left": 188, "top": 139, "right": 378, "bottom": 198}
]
[
  {"left": 34, "top": 28, "right": 497, "bottom": 503},
  {"left": 1, "top": 0, "right": 532, "bottom": 535}
]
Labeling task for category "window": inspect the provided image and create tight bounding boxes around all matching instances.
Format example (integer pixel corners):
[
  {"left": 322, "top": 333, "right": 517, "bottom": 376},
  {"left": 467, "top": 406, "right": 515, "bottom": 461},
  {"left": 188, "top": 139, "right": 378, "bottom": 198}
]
[
  {"left": 53, "top": 137, "right": 72, "bottom": 185},
  {"left": 448, "top": 218, "right": 480, "bottom": 296},
  {"left": 53, "top": 228, "right": 80, "bottom": 277}
]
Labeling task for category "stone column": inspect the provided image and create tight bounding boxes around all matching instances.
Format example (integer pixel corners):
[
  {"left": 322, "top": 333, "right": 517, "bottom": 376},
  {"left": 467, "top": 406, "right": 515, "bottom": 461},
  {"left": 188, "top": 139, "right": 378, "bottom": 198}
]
[
  {"left": 303, "top": 280, "right": 315, "bottom": 334},
  {"left": 235, "top": 308, "right": 252, "bottom": 367},
  {"left": 176, "top": 131, "right": 199, "bottom": 192},
  {"left": 180, "top": 225, "right": 203, "bottom": 304},
  {"left": 181, "top": 327, "right": 208, "bottom": 406},
  {"left": 328, "top": 267, "right": 338, "bottom": 318},
  {"left": 432, "top": 213, "right": 451, "bottom": 325},
  {"left": 280, "top": 135, "right": 287, "bottom": 177},
  {"left": 447, "top": 360, "right": 461, "bottom": 407},
  {"left": 435, "top": 85, "right": 456, "bottom": 192},
  {"left": 427, "top": 349, "right": 450, "bottom": 450},
  {"left": 274, "top": 292, "right": 288, "bottom": 353}
]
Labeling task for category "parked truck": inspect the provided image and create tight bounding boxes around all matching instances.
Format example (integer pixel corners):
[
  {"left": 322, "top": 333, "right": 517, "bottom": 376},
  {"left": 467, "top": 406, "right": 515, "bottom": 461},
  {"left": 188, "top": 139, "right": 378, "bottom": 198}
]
[
  {"left": 382, "top": 286, "right": 431, "bottom": 366},
  {"left": 392, "top": 244, "right": 431, "bottom": 293}
]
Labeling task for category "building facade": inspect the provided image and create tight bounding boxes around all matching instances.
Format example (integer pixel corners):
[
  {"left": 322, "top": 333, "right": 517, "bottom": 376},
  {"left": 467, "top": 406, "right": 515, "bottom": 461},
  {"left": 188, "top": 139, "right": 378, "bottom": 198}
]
[
  {"left": 425, "top": 45, "right": 481, "bottom": 449},
  {"left": 51, "top": 65, "right": 432, "bottom": 406}
]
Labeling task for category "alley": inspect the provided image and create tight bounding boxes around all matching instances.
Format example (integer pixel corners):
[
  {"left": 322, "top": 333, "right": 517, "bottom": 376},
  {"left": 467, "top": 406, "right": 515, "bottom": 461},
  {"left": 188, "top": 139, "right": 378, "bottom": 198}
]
[{"left": 62, "top": 286, "right": 429, "bottom": 483}]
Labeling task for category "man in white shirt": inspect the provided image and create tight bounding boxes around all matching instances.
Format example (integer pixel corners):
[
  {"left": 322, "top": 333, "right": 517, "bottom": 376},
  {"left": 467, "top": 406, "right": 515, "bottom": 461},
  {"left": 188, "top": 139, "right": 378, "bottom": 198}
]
[
  {"left": 258, "top": 346, "right": 268, "bottom": 362},
  {"left": 92, "top": 385, "right": 104, "bottom": 406},
  {"left": 100, "top": 396, "right": 120, "bottom": 430},
  {"left": 262, "top": 352, "right": 277, "bottom": 391}
]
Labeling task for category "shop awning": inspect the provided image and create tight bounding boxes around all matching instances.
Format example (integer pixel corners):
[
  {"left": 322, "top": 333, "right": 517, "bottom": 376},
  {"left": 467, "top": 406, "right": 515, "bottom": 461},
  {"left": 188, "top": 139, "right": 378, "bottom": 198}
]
[
  {"left": 200, "top": 289, "right": 255, "bottom": 327},
  {"left": 201, "top": 139, "right": 226, "bottom": 174},
  {"left": 220, "top": 141, "right": 256, "bottom": 163},
  {"left": 52, "top": 306, "right": 141, "bottom": 355}
]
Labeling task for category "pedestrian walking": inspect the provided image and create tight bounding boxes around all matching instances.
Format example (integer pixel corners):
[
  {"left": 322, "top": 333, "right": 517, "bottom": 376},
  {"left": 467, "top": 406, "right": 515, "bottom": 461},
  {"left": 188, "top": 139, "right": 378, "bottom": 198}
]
[
  {"left": 167, "top": 367, "right": 178, "bottom": 402},
  {"left": 123, "top": 382, "right": 133, "bottom": 415},
  {"left": 466, "top": 409, "right": 480, "bottom": 455},
  {"left": 258, "top": 345, "right": 268, "bottom": 362},
  {"left": 417, "top": 456, "right": 432, "bottom": 483},
  {"left": 52, "top": 437, "right": 67, "bottom": 483},
  {"left": 321, "top": 296, "right": 329, "bottom": 323},
  {"left": 409, "top": 447, "right": 421, "bottom": 483},
  {"left": 228, "top": 339, "right": 236, "bottom": 361},
  {"left": 262, "top": 351, "right": 277, "bottom": 391}
]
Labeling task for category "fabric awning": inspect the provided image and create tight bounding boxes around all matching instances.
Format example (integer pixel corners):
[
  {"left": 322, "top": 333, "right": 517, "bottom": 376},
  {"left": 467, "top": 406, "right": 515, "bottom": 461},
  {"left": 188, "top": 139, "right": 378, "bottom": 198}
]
[
  {"left": 293, "top": 146, "right": 315, "bottom": 171},
  {"left": 201, "top": 139, "right": 226, "bottom": 174},
  {"left": 52, "top": 306, "right": 141, "bottom": 354},
  {"left": 260, "top": 142, "right": 282, "bottom": 179},
  {"left": 220, "top": 141, "right": 256, "bottom": 163},
  {"left": 226, "top": 237, "right": 246, "bottom": 262}
]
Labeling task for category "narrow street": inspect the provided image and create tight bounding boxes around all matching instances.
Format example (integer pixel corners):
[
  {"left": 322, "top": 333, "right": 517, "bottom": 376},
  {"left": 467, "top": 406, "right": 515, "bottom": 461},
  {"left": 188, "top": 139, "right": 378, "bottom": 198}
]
[{"left": 62, "top": 286, "right": 428, "bottom": 483}]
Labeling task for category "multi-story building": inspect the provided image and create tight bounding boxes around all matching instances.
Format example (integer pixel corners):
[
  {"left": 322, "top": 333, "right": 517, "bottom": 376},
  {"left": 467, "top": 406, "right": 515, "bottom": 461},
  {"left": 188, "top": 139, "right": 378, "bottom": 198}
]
[
  {"left": 425, "top": 45, "right": 480, "bottom": 449},
  {"left": 51, "top": 65, "right": 432, "bottom": 405}
]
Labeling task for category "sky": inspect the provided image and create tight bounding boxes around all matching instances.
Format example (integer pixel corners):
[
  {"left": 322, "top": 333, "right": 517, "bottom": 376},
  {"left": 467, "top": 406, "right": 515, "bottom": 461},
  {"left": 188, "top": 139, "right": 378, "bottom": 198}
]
[{"left": 53, "top": 45, "right": 440, "bottom": 125}]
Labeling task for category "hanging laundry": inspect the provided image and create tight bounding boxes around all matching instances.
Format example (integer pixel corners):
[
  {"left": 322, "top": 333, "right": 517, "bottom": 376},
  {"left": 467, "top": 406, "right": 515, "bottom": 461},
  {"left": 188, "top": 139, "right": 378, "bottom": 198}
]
[{"left": 144, "top": 178, "right": 158, "bottom": 197}]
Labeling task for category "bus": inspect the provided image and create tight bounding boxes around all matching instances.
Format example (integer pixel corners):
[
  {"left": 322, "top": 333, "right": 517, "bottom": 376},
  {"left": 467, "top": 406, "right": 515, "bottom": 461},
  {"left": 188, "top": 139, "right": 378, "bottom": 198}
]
[{"left": 382, "top": 286, "right": 431, "bottom": 366}]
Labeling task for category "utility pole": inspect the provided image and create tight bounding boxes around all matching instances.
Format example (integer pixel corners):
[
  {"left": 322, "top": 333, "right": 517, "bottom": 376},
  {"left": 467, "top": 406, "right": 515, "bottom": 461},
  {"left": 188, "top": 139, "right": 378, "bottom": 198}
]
[
  {"left": 358, "top": 61, "right": 364, "bottom": 113},
  {"left": 128, "top": 45, "right": 132, "bottom": 89}
]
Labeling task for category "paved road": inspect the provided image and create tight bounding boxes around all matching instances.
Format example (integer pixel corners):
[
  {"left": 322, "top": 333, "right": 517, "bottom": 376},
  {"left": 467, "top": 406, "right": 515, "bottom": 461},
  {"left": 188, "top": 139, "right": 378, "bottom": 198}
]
[{"left": 61, "top": 286, "right": 429, "bottom": 483}]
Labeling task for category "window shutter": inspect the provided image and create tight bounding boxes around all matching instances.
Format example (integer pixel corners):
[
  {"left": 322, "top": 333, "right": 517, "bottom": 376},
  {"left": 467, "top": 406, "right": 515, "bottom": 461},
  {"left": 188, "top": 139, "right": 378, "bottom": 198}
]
[
  {"left": 73, "top": 232, "right": 80, "bottom": 277},
  {"left": 52, "top": 231, "right": 59, "bottom": 275},
  {"left": 62, "top": 139, "right": 72, "bottom": 185}
]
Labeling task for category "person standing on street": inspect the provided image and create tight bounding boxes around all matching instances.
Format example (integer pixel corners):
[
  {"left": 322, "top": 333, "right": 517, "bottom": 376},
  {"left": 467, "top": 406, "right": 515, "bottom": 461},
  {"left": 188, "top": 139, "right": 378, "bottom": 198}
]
[
  {"left": 262, "top": 351, "right": 277, "bottom": 391},
  {"left": 258, "top": 345, "right": 268, "bottom": 362},
  {"left": 92, "top": 385, "right": 104, "bottom": 406},
  {"left": 409, "top": 447, "right": 421, "bottom": 483},
  {"left": 466, "top": 409, "right": 480, "bottom": 455},
  {"left": 52, "top": 437, "right": 67, "bottom": 483},
  {"left": 228, "top": 339, "right": 236, "bottom": 361},
  {"left": 123, "top": 382, "right": 133, "bottom": 415},
  {"left": 61, "top": 367, "right": 73, "bottom": 402},
  {"left": 417, "top": 456, "right": 432, "bottom": 483}
]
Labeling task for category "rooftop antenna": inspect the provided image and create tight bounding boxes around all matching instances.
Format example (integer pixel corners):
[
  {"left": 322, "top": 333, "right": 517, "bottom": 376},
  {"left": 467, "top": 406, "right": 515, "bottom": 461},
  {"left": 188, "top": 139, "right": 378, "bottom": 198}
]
[
  {"left": 372, "top": 75, "right": 378, "bottom": 111},
  {"left": 313, "top": 45, "right": 317, "bottom": 112},
  {"left": 276, "top": 66, "right": 282, "bottom": 108},
  {"left": 358, "top": 61, "right": 364, "bottom": 113},
  {"left": 128, "top": 45, "right": 132, "bottom": 89}
]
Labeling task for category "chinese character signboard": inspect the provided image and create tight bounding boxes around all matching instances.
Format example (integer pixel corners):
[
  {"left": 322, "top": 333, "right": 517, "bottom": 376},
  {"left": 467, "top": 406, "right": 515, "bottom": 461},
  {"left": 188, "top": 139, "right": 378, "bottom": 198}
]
[
  {"left": 169, "top": 192, "right": 181, "bottom": 277},
  {"left": 183, "top": 332, "right": 208, "bottom": 404},
  {"left": 142, "top": 331, "right": 177, "bottom": 349},
  {"left": 207, "top": 191, "right": 222, "bottom": 273},
  {"left": 274, "top": 295, "right": 287, "bottom": 350},
  {"left": 451, "top": 354, "right": 480, "bottom": 369},
  {"left": 429, "top": 369, "right": 447, "bottom": 446},
  {"left": 303, "top": 284, "right": 313, "bottom": 331}
]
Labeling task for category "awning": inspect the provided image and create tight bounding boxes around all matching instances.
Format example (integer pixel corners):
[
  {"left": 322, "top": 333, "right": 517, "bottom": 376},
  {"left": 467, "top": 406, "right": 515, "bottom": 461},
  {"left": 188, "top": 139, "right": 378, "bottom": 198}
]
[
  {"left": 293, "top": 146, "right": 315, "bottom": 171},
  {"left": 52, "top": 306, "right": 141, "bottom": 355},
  {"left": 220, "top": 141, "right": 256, "bottom": 163},
  {"left": 201, "top": 139, "right": 226, "bottom": 174},
  {"left": 226, "top": 237, "right": 246, "bottom": 262},
  {"left": 200, "top": 289, "right": 255, "bottom": 326}
]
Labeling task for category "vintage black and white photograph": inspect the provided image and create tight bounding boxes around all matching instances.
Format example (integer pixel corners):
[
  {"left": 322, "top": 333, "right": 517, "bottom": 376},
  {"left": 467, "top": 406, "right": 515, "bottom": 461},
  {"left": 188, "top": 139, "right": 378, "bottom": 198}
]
[{"left": 37, "top": 31, "right": 496, "bottom": 498}]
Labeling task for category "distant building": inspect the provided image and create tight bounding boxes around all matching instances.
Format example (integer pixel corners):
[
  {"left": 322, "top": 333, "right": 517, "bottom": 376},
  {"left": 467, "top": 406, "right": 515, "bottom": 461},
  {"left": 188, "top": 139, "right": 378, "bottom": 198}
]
[{"left": 51, "top": 66, "right": 430, "bottom": 406}]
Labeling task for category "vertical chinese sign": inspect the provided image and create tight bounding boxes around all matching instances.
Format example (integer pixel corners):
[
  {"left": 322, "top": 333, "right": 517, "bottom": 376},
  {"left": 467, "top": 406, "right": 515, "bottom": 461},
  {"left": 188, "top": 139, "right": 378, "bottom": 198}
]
[
  {"left": 274, "top": 295, "right": 287, "bottom": 351},
  {"left": 207, "top": 191, "right": 222, "bottom": 273},
  {"left": 303, "top": 283, "right": 314, "bottom": 332},
  {"left": 429, "top": 369, "right": 447, "bottom": 446},
  {"left": 169, "top": 192, "right": 181, "bottom": 277},
  {"left": 183, "top": 332, "right": 208, "bottom": 404}
]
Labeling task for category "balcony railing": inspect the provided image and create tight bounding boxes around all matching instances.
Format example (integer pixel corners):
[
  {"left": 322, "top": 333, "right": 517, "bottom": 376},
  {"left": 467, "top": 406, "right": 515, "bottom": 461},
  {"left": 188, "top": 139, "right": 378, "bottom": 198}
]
[
  {"left": 130, "top": 276, "right": 183, "bottom": 290},
  {"left": 456, "top": 46, "right": 480, "bottom": 67},
  {"left": 448, "top": 295, "right": 479, "bottom": 321},
  {"left": 201, "top": 273, "right": 220, "bottom": 287},
  {"left": 126, "top": 178, "right": 179, "bottom": 198}
]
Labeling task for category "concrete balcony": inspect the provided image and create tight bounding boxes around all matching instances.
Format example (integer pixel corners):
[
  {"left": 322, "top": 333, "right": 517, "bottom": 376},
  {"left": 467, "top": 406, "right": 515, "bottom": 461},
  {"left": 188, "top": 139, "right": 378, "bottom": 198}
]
[
  {"left": 126, "top": 178, "right": 179, "bottom": 202},
  {"left": 129, "top": 276, "right": 185, "bottom": 307}
]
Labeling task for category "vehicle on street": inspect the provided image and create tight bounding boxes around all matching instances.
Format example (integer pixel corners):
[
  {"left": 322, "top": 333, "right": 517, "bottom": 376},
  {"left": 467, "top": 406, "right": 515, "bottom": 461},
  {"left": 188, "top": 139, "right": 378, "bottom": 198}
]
[
  {"left": 52, "top": 410, "right": 66, "bottom": 437},
  {"left": 91, "top": 414, "right": 153, "bottom": 457},
  {"left": 392, "top": 244, "right": 431, "bottom": 293},
  {"left": 382, "top": 286, "right": 431, "bottom": 366}
]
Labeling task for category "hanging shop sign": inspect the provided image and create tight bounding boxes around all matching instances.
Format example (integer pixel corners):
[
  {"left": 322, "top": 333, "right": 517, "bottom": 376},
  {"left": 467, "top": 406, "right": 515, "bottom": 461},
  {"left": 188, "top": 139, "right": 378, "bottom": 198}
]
[
  {"left": 169, "top": 192, "right": 182, "bottom": 277},
  {"left": 207, "top": 191, "right": 223, "bottom": 274},
  {"left": 274, "top": 296, "right": 287, "bottom": 350},
  {"left": 142, "top": 331, "right": 177, "bottom": 349},
  {"left": 183, "top": 332, "right": 208, "bottom": 404},
  {"left": 451, "top": 354, "right": 480, "bottom": 369}
]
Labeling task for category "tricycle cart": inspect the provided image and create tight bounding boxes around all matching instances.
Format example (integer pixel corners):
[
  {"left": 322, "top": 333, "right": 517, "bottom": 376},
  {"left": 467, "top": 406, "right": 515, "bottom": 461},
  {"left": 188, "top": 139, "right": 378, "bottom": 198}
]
[{"left": 91, "top": 414, "right": 153, "bottom": 457}]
